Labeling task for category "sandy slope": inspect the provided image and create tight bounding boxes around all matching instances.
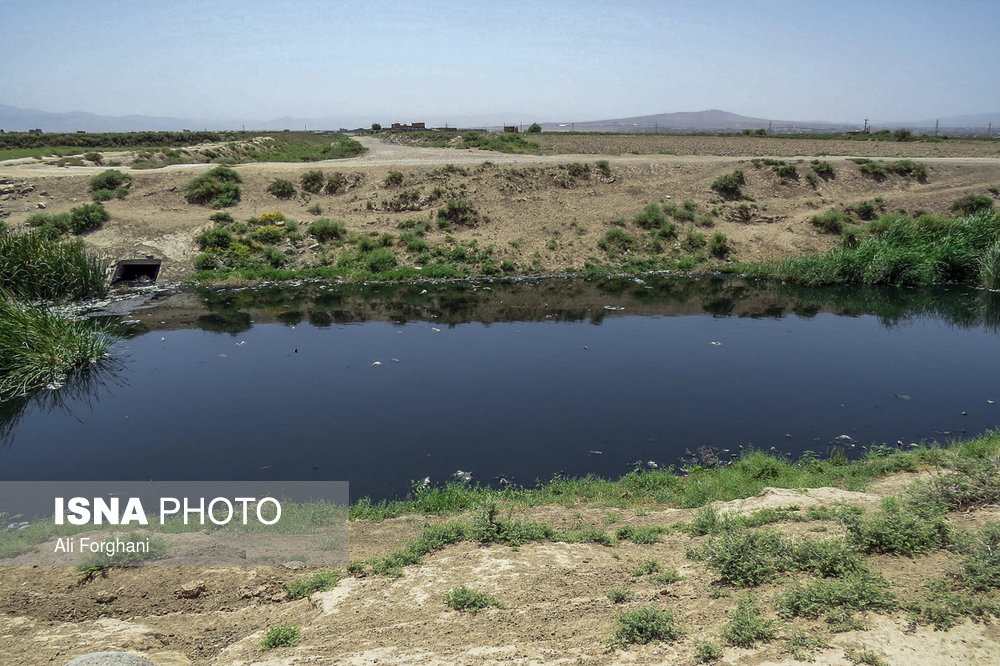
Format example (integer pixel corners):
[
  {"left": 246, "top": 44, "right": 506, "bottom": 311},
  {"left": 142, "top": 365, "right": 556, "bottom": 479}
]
[{"left": 1, "top": 137, "right": 998, "bottom": 281}]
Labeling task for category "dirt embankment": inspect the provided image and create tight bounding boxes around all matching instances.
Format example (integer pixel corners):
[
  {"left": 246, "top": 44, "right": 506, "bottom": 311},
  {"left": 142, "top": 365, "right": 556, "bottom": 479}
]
[
  {"left": 1, "top": 136, "right": 998, "bottom": 281},
  {"left": 1, "top": 474, "right": 998, "bottom": 665}
]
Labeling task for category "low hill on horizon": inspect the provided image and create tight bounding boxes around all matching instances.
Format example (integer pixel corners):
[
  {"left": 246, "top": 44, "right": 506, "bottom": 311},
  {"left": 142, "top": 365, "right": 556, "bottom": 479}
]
[{"left": 1, "top": 103, "right": 996, "bottom": 136}]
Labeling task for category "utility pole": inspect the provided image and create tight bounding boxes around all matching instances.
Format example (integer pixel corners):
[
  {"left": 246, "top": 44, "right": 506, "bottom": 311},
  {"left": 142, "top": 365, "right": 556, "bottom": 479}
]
[
  {"left": 935, "top": 119, "right": 939, "bottom": 136},
  {"left": 988, "top": 122, "right": 992, "bottom": 139}
]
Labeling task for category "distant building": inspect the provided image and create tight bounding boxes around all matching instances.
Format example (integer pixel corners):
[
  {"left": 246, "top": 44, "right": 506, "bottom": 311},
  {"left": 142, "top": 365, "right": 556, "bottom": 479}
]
[
  {"left": 504, "top": 126, "right": 518, "bottom": 133},
  {"left": 390, "top": 122, "right": 426, "bottom": 131},
  {"left": 28, "top": 128, "right": 42, "bottom": 134}
]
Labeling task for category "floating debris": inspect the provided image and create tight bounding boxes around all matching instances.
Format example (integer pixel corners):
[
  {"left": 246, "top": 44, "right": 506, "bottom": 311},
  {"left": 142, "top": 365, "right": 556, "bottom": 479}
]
[
  {"left": 236, "top": 341, "right": 246, "bottom": 346},
  {"left": 646, "top": 460, "right": 658, "bottom": 469},
  {"left": 431, "top": 327, "right": 441, "bottom": 332},
  {"left": 420, "top": 477, "right": 431, "bottom": 488},
  {"left": 894, "top": 393, "right": 911, "bottom": 400},
  {"left": 834, "top": 434, "right": 854, "bottom": 442},
  {"left": 372, "top": 361, "right": 382, "bottom": 366},
  {"left": 588, "top": 450, "right": 603, "bottom": 455},
  {"left": 603, "top": 305, "right": 625, "bottom": 311},
  {"left": 710, "top": 341, "right": 722, "bottom": 346},
  {"left": 451, "top": 470, "right": 472, "bottom": 483}
]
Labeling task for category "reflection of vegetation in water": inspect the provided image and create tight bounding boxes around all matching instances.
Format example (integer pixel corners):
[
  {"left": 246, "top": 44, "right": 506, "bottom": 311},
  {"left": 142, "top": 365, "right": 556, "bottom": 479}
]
[
  {"left": 0, "top": 359, "right": 126, "bottom": 446},
  {"left": 760, "top": 281, "right": 1000, "bottom": 332},
  {"left": 185, "top": 275, "right": 1000, "bottom": 334}
]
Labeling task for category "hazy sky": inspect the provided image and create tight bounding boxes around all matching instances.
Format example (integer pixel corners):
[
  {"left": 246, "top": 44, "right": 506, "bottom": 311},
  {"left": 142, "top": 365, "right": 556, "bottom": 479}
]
[{"left": 3, "top": 0, "right": 998, "bottom": 126}]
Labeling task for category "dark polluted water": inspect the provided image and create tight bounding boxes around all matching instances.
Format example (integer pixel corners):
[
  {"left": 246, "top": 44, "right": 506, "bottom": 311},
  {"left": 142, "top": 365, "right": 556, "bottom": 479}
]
[{"left": 2, "top": 275, "right": 999, "bottom": 502}]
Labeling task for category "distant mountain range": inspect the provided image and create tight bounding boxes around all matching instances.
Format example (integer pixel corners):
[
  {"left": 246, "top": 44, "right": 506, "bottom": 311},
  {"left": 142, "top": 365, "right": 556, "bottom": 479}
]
[{"left": 1, "top": 104, "right": 996, "bottom": 135}]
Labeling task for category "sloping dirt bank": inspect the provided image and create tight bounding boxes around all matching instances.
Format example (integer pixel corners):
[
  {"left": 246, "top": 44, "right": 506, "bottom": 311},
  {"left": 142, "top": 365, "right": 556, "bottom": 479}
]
[
  {"left": 2, "top": 137, "right": 998, "bottom": 281},
  {"left": 1, "top": 471, "right": 998, "bottom": 665}
]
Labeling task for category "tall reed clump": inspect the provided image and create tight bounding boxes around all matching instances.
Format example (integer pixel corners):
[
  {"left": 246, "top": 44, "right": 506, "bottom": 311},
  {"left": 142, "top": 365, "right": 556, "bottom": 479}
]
[
  {"left": 0, "top": 231, "right": 109, "bottom": 300},
  {"left": 741, "top": 210, "right": 1000, "bottom": 288},
  {"left": 0, "top": 296, "right": 120, "bottom": 400},
  {"left": 981, "top": 241, "right": 1000, "bottom": 290}
]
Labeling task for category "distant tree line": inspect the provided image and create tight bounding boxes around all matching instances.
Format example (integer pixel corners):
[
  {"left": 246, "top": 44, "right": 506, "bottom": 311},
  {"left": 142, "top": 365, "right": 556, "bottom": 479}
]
[{"left": 0, "top": 131, "right": 239, "bottom": 150}]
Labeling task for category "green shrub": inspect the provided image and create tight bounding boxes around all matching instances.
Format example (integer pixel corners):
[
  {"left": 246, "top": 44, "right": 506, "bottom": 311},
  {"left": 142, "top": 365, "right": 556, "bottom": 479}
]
[
  {"left": 595, "top": 160, "right": 612, "bottom": 177},
  {"left": 363, "top": 248, "right": 397, "bottom": 273},
  {"left": 844, "top": 497, "right": 951, "bottom": 555},
  {"left": 952, "top": 194, "right": 995, "bottom": 216},
  {"left": 193, "top": 252, "right": 218, "bottom": 271},
  {"left": 888, "top": 159, "right": 927, "bottom": 180},
  {"left": 437, "top": 199, "right": 480, "bottom": 226},
  {"left": 69, "top": 203, "right": 109, "bottom": 234},
  {"left": 267, "top": 178, "right": 296, "bottom": 199},
  {"left": 858, "top": 162, "right": 888, "bottom": 180},
  {"left": 894, "top": 129, "right": 913, "bottom": 142},
  {"left": 695, "top": 640, "right": 723, "bottom": 662},
  {"left": 773, "top": 164, "right": 798, "bottom": 179},
  {"left": 634, "top": 203, "right": 667, "bottom": 229},
  {"left": 384, "top": 170, "right": 404, "bottom": 187},
  {"left": 399, "top": 231, "right": 429, "bottom": 252},
  {"left": 210, "top": 211, "right": 233, "bottom": 224},
  {"left": 286, "top": 570, "right": 340, "bottom": 599},
  {"left": 443, "top": 585, "right": 504, "bottom": 612},
  {"left": 89, "top": 169, "right": 130, "bottom": 193},
  {"left": 960, "top": 523, "right": 1000, "bottom": 591},
  {"left": 612, "top": 605, "right": 682, "bottom": 647},
  {"left": 711, "top": 171, "right": 745, "bottom": 199},
  {"left": 681, "top": 228, "right": 707, "bottom": 252},
  {"left": 776, "top": 571, "right": 895, "bottom": 620},
  {"left": 185, "top": 166, "right": 241, "bottom": 208},
  {"left": 308, "top": 218, "right": 346, "bottom": 242},
  {"left": 250, "top": 225, "right": 285, "bottom": 245},
  {"left": 527, "top": 123, "right": 542, "bottom": 133},
  {"left": 721, "top": 593, "right": 776, "bottom": 648},
  {"left": 811, "top": 160, "right": 835, "bottom": 178},
  {"left": 598, "top": 228, "right": 635, "bottom": 256},
  {"left": 697, "top": 529, "right": 792, "bottom": 587},
  {"left": 300, "top": 170, "right": 325, "bottom": 193},
  {"left": 195, "top": 227, "right": 233, "bottom": 250},
  {"left": 848, "top": 201, "right": 878, "bottom": 221},
  {"left": 607, "top": 587, "right": 633, "bottom": 603},
  {"left": 260, "top": 623, "right": 301, "bottom": 650},
  {"left": 791, "top": 538, "right": 866, "bottom": 578},
  {"left": 708, "top": 232, "right": 731, "bottom": 258}
]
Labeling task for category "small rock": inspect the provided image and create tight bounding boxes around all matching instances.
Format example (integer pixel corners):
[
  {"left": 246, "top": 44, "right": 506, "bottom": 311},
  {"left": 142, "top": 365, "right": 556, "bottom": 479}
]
[
  {"left": 64, "top": 652, "right": 156, "bottom": 666},
  {"left": 36, "top": 202, "right": 46, "bottom": 209},
  {"left": 175, "top": 580, "right": 206, "bottom": 599},
  {"left": 281, "top": 560, "right": 307, "bottom": 569},
  {"left": 94, "top": 590, "right": 117, "bottom": 604}
]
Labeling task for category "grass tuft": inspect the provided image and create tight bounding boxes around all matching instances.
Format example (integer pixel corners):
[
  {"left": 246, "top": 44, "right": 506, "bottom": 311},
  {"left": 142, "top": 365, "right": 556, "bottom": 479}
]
[
  {"left": 260, "top": 623, "right": 301, "bottom": 650},
  {"left": 612, "top": 605, "right": 682, "bottom": 647},
  {"left": 443, "top": 584, "right": 505, "bottom": 612}
]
